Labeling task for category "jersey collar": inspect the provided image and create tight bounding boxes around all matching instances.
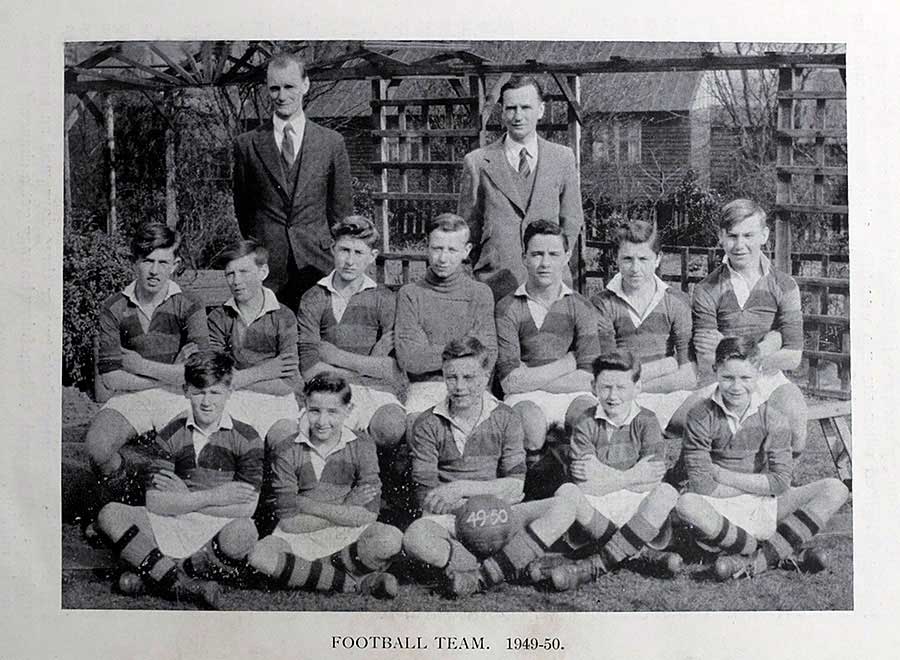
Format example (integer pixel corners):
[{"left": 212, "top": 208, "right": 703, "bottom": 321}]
[
  {"left": 224, "top": 287, "right": 281, "bottom": 324},
  {"left": 122, "top": 279, "right": 182, "bottom": 306},
  {"left": 605, "top": 273, "right": 668, "bottom": 325},
  {"left": 710, "top": 387, "right": 764, "bottom": 433},
  {"left": 513, "top": 280, "right": 573, "bottom": 302},
  {"left": 433, "top": 391, "right": 500, "bottom": 429},
  {"left": 185, "top": 409, "right": 234, "bottom": 435},
  {"left": 317, "top": 270, "right": 378, "bottom": 297},
  {"left": 295, "top": 410, "right": 358, "bottom": 456},
  {"left": 594, "top": 400, "right": 642, "bottom": 429}
]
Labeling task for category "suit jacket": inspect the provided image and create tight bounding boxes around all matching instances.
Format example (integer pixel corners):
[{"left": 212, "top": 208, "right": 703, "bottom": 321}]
[
  {"left": 232, "top": 118, "right": 353, "bottom": 294},
  {"left": 457, "top": 136, "right": 584, "bottom": 299}
]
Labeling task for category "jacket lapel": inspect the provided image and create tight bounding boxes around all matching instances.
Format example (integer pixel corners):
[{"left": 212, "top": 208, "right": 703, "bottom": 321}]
[
  {"left": 524, "top": 136, "right": 554, "bottom": 221},
  {"left": 480, "top": 137, "right": 525, "bottom": 215},
  {"left": 251, "top": 122, "right": 290, "bottom": 202},
  {"left": 292, "top": 119, "right": 320, "bottom": 201}
]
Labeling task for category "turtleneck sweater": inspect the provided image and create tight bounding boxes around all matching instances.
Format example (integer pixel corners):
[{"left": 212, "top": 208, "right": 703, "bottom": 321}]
[{"left": 394, "top": 268, "right": 497, "bottom": 382}]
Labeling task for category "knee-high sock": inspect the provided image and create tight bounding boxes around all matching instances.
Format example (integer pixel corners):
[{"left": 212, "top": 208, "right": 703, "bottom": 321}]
[
  {"left": 761, "top": 508, "right": 826, "bottom": 566},
  {"left": 568, "top": 509, "right": 617, "bottom": 549},
  {"left": 105, "top": 524, "right": 179, "bottom": 591},
  {"left": 699, "top": 516, "right": 758, "bottom": 556},
  {"left": 480, "top": 522, "right": 552, "bottom": 586},
  {"left": 271, "top": 552, "right": 354, "bottom": 593},
  {"left": 601, "top": 510, "right": 663, "bottom": 566},
  {"left": 182, "top": 532, "right": 247, "bottom": 580},
  {"left": 329, "top": 541, "right": 382, "bottom": 578}
]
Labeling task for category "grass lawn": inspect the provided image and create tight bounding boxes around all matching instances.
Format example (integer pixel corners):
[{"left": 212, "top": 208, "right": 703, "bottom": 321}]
[{"left": 61, "top": 399, "right": 852, "bottom": 612}]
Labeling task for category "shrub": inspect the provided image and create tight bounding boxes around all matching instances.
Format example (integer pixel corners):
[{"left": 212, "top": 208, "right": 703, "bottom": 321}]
[{"left": 62, "top": 230, "right": 133, "bottom": 390}]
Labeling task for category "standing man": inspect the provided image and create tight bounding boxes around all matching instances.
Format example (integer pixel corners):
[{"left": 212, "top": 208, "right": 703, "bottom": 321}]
[
  {"left": 232, "top": 53, "right": 353, "bottom": 311},
  {"left": 457, "top": 75, "right": 584, "bottom": 301}
]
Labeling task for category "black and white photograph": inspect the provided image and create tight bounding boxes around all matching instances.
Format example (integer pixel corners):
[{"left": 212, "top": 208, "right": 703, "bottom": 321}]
[{"left": 60, "top": 39, "right": 852, "bottom": 613}]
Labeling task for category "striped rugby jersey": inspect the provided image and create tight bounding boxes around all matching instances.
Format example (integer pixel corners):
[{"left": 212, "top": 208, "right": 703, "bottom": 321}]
[
  {"left": 569, "top": 402, "right": 664, "bottom": 471},
  {"left": 97, "top": 280, "right": 208, "bottom": 374},
  {"left": 592, "top": 274, "right": 692, "bottom": 366},
  {"left": 270, "top": 415, "right": 382, "bottom": 520},
  {"left": 495, "top": 283, "right": 600, "bottom": 384},
  {"left": 297, "top": 273, "right": 397, "bottom": 390},
  {"left": 681, "top": 390, "right": 792, "bottom": 496},
  {"left": 208, "top": 287, "right": 300, "bottom": 391},
  {"left": 153, "top": 411, "right": 264, "bottom": 491},
  {"left": 410, "top": 393, "right": 526, "bottom": 508}
]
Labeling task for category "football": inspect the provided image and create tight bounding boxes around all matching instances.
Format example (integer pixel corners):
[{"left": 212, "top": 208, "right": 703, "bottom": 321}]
[{"left": 455, "top": 495, "right": 516, "bottom": 559}]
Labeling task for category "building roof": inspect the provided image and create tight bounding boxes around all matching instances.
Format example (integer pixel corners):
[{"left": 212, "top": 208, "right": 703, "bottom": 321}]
[{"left": 304, "top": 41, "right": 714, "bottom": 118}]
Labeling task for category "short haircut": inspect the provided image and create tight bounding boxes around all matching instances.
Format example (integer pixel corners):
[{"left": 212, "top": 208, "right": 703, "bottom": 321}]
[
  {"left": 130, "top": 223, "right": 181, "bottom": 260},
  {"left": 613, "top": 219, "right": 661, "bottom": 254},
  {"left": 303, "top": 371, "right": 352, "bottom": 405},
  {"left": 333, "top": 215, "right": 380, "bottom": 248},
  {"left": 426, "top": 212, "right": 470, "bottom": 240},
  {"left": 592, "top": 350, "right": 641, "bottom": 383},
  {"left": 267, "top": 52, "right": 307, "bottom": 78},
  {"left": 720, "top": 198, "right": 767, "bottom": 232},
  {"left": 523, "top": 219, "right": 568, "bottom": 252},
  {"left": 441, "top": 336, "right": 492, "bottom": 371},
  {"left": 500, "top": 75, "right": 544, "bottom": 103},
  {"left": 184, "top": 350, "right": 234, "bottom": 389},
  {"left": 217, "top": 239, "right": 268, "bottom": 268},
  {"left": 714, "top": 336, "right": 761, "bottom": 368}
]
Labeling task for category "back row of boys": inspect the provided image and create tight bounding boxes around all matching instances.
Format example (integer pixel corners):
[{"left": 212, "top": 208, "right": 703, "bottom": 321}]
[{"left": 84, "top": 199, "right": 847, "bottom": 607}]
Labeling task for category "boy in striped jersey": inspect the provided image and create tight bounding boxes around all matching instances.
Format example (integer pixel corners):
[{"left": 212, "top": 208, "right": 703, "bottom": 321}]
[
  {"left": 248, "top": 373, "right": 402, "bottom": 598},
  {"left": 669, "top": 199, "right": 807, "bottom": 457},
  {"left": 403, "top": 336, "right": 583, "bottom": 597},
  {"left": 95, "top": 351, "right": 262, "bottom": 609},
  {"left": 208, "top": 239, "right": 301, "bottom": 441},
  {"left": 297, "top": 216, "right": 406, "bottom": 447},
  {"left": 495, "top": 220, "right": 599, "bottom": 471},
  {"left": 675, "top": 337, "right": 848, "bottom": 579},
  {"left": 530, "top": 351, "right": 681, "bottom": 591},
  {"left": 591, "top": 219, "right": 696, "bottom": 430},
  {"left": 395, "top": 213, "right": 497, "bottom": 413},
  {"left": 86, "top": 223, "right": 208, "bottom": 503}
]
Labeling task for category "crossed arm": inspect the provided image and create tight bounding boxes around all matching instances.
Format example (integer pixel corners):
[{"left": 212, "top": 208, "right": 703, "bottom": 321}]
[{"left": 145, "top": 471, "right": 259, "bottom": 519}]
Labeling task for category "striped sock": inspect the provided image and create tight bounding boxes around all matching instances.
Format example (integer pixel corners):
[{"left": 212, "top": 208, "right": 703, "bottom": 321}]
[
  {"left": 182, "top": 533, "right": 246, "bottom": 580},
  {"left": 272, "top": 552, "right": 353, "bottom": 593},
  {"left": 525, "top": 448, "right": 544, "bottom": 469},
  {"left": 572, "top": 510, "right": 617, "bottom": 547},
  {"left": 760, "top": 508, "right": 825, "bottom": 566},
  {"left": 602, "top": 512, "right": 660, "bottom": 566},
  {"left": 480, "top": 523, "right": 551, "bottom": 586},
  {"left": 702, "top": 517, "right": 758, "bottom": 555},
  {"left": 329, "top": 542, "right": 379, "bottom": 578},
  {"left": 106, "top": 524, "right": 178, "bottom": 590}
]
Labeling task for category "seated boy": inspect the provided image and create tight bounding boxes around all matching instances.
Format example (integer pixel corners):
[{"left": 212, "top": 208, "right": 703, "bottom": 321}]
[
  {"left": 86, "top": 223, "right": 208, "bottom": 502},
  {"left": 402, "top": 336, "right": 579, "bottom": 597},
  {"left": 249, "top": 373, "right": 402, "bottom": 598},
  {"left": 675, "top": 337, "right": 849, "bottom": 579},
  {"left": 591, "top": 219, "right": 696, "bottom": 430},
  {"left": 535, "top": 351, "right": 679, "bottom": 591},
  {"left": 297, "top": 216, "right": 405, "bottom": 446},
  {"left": 208, "top": 239, "right": 301, "bottom": 440},
  {"left": 395, "top": 213, "right": 496, "bottom": 413},
  {"left": 95, "top": 351, "right": 262, "bottom": 609},
  {"left": 669, "top": 199, "right": 807, "bottom": 456},
  {"left": 495, "top": 219, "right": 599, "bottom": 469}
]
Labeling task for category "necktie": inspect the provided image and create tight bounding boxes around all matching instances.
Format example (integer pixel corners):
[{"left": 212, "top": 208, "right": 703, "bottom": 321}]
[
  {"left": 282, "top": 123, "right": 295, "bottom": 167},
  {"left": 518, "top": 147, "right": 530, "bottom": 178}
]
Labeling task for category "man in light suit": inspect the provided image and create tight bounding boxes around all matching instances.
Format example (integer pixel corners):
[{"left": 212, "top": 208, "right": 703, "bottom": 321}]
[
  {"left": 233, "top": 53, "right": 353, "bottom": 311},
  {"left": 457, "top": 75, "right": 584, "bottom": 301}
]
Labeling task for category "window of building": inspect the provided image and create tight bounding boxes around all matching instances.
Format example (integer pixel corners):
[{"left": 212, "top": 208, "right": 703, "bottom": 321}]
[{"left": 591, "top": 118, "right": 642, "bottom": 165}]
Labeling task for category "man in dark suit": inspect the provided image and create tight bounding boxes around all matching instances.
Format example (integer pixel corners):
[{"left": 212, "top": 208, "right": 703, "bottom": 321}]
[
  {"left": 457, "top": 75, "right": 584, "bottom": 301},
  {"left": 233, "top": 53, "right": 353, "bottom": 311}
]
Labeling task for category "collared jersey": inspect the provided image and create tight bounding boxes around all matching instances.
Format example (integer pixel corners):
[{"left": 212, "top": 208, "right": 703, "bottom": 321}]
[
  {"left": 681, "top": 390, "right": 792, "bottom": 496},
  {"left": 410, "top": 394, "right": 526, "bottom": 507},
  {"left": 270, "top": 414, "right": 381, "bottom": 520},
  {"left": 208, "top": 287, "right": 300, "bottom": 390},
  {"left": 154, "top": 410, "right": 263, "bottom": 492},
  {"left": 97, "top": 280, "right": 208, "bottom": 375},
  {"left": 495, "top": 284, "right": 599, "bottom": 384},
  {"left": 592, "top": 273, "right": 692, "bottom": 365},
  {"left": 569, "top": 402, "right": 663, "bottom": 471}
]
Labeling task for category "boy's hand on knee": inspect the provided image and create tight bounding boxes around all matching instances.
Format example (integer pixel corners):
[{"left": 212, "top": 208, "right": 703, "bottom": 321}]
[
  {"left": 424, "top": 484, "right": 464, "bottom": 515},
  {"left": 370, "top": 331, "right": 395, "bottom": 357}
]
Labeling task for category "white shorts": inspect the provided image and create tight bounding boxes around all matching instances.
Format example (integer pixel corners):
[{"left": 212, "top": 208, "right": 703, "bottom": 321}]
[
  {"left": 420, "top": 513, "right": 458, "bottom": 536},
  {"left": 146, "top": 510, "right": 231, "bottom": 559},
  {"left": 697, "top": 493, "right": 778, "bottom": 541},
  {"left": 226, "top": 390, "right": 299, "bottom": 439},
  {"left": 272, "top": 524, "right": 369, "bottom": 561},
  {"left": 404, "top": 382, "right": 448, "bottom": 414},
  {"left": 504, "top": 391, "right": 595, "bottom": 427},
  {"left": 103, "top": 387, "right": 189, "bottom": 435},
  {"left": 636, "top": 390, "right": 693, "bottom": 430},
  {"left": 698, "top": 370, "right": 790, "bottom": 402},
  {"left": 584, "top": 490, "right": 649, "bottom": 527},
  {"left": 345, "top": 385, "right": 403, "bottom": 431}
]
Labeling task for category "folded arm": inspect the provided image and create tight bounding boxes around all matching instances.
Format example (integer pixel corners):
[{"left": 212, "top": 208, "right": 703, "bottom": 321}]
[{"left": 501, "top": 353, "right": 577, "bottom": 395}]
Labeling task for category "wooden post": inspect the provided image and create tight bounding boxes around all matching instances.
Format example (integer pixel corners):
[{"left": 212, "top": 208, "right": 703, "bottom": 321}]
[
  {"left": 774, "top": 67, "right": 795, "bottom": 274},
  {"left": 64, "top": 124, "right": 72, "bottom": 231},
  {"left": 105, "top": 94, "right": 117, "bottom": 235},
  {"left": 165, "top": 123, "right": 178, "bottom": 229},
  {"left": 566, "top": 75, "right": 583, "bottom": 290},
  {"left": 470, "top": 74, "right": 487, "bottom": 148},
  {"left": 372, "top": 78, "right": 390, "bottom": 253}
]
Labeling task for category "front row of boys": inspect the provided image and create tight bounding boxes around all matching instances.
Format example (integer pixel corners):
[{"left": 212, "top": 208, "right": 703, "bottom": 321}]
[{"left": 88, "top": 213, "right": 846, "bottom": 606}]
